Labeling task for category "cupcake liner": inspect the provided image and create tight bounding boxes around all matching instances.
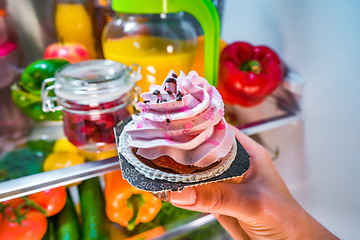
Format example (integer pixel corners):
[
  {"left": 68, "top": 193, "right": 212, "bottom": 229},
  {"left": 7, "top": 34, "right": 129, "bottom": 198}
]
[
  {"left": 119, "top": 126, "right": 237, "bottom": 183},
  {"left": 114, "top": 116, "right": 251, "bottom": 192}
]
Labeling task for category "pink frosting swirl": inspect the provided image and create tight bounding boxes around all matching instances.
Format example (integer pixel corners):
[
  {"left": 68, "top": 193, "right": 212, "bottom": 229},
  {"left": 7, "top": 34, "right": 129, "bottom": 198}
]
[{"left": 123, "top": 71, "right": 234, "bottom": 167}]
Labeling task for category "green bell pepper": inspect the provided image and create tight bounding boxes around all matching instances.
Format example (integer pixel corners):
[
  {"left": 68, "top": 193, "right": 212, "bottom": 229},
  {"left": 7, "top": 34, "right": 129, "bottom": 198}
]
[
  {"left": 20, "top": 58, "right": 69, "bottom": 96},
  {"left": 11, "top": 59, "right": 69, "bottom": 121}
]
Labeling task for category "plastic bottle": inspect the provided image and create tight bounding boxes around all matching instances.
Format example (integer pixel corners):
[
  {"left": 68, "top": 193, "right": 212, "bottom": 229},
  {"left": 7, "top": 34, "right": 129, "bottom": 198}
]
[{"left": 55, "top": 0, "right": 97, "bottom": 58}]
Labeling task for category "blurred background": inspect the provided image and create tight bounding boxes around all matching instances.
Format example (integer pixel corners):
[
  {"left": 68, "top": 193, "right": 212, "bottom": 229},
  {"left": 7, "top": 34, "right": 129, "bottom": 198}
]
[{"left": 221, "top": 0, "right": 360, "bottom": 238}]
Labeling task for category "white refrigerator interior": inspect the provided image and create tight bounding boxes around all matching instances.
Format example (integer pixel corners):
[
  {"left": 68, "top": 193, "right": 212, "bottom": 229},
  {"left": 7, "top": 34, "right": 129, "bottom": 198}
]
[{"left": 221, "top": 0, "right": 360, "bottom": 239}]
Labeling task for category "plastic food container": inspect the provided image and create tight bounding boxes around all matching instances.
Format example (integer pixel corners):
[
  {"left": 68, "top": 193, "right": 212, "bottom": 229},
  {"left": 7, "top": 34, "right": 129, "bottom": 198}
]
[{"left": 42, "top": 60, "right": 141, "bottom": 152}]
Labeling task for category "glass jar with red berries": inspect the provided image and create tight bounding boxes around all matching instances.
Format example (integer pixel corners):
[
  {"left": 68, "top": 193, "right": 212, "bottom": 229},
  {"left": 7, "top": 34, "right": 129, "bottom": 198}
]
[{"left": 41, "top": 60, "right": 141, "bottom": 152}]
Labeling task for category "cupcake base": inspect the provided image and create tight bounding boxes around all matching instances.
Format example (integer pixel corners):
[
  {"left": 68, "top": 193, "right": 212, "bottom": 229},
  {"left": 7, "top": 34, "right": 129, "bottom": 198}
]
[{"left": 133, "top": 148, "right": 221, "bottom": 174}]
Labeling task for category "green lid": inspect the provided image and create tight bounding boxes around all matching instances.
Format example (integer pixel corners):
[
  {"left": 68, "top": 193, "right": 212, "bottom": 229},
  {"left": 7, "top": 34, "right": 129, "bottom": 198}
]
[{"left": 111, "top": 0, "right": 220, "bottom": 87}]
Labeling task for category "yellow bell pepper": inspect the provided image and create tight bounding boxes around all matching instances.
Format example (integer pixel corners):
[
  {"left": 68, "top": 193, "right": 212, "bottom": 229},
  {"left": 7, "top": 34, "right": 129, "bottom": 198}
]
[
  {"left": 53, "top": 137, "right": 80, "bottom": 153},
  {"left": 81, "top": 149, "right": 118, "bottom": 161},
  {"left": 43, "top": 151, "right": 85, "bottom": 171},
  {"left": 44, "top": 138, "right": 84, "bottom": 171}
]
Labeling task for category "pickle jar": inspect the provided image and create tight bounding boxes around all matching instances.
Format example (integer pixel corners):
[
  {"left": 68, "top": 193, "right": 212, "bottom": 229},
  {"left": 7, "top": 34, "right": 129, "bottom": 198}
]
[{"left": 42, "top": 60, "right": 141, "bottom": 152}]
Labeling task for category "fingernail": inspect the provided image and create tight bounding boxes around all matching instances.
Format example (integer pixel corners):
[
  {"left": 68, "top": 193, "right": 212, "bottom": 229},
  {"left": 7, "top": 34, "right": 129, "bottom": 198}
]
[{"left": 170, "top": 188, "right": 196, "bottom": 205}]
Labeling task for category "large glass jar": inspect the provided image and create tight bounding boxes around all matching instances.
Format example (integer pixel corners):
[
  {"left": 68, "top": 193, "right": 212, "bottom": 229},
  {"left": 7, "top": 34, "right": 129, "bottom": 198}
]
[
  {"left": 102, "top": 12, "right": 197, "bottom": 93},
  {"left": 42, "top": 60, "right": 141, "bottom": 152}
]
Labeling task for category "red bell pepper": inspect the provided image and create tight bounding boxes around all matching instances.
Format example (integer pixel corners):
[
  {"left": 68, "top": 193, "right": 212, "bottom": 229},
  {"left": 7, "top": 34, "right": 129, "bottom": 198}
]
[{"left": 217, "top": 42, "right": 283, "bottom": 107}]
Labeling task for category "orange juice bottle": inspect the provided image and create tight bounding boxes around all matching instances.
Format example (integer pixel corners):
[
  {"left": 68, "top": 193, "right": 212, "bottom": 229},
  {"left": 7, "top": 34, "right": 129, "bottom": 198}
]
[
  {"left": 55, "top": 0, "right": 97, "bottom": 58},
  {"left": 102, "top": 13, "right": 197, "bottom": 93}
]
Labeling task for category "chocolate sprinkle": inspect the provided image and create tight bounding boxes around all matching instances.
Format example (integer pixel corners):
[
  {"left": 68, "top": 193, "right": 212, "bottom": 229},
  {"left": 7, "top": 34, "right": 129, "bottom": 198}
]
[
  {"left": 166, "top": 90, "right": 173, "bottom": 95},
  {"left": 153, "top": 90, "right": 160, "bottom": 95},
  {"left": 160, "top": 99, "right": 168, "bottom": 103},
  {"left": 143, "top": 100, "right": 150, "bottom": 103},
  {"left": 165, "top": 78, "right": 177, "bottom": 83},
  {"left": 176, "top": 91, "right": 183, "bottom": 101},
  {"left": 166, "top": 118, "right": 171, "bottom": 123},
  {"left": 156, "top": 99, "right": 160, "bottom": 103},
  {"left": 172, "top": 73, "right": 178, "bottom": 78}
]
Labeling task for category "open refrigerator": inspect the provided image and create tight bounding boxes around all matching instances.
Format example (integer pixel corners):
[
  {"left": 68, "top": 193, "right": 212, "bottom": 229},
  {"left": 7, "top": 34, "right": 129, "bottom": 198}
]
[{"left": 0, "top": 0, "right": 304, "bottom": 239}]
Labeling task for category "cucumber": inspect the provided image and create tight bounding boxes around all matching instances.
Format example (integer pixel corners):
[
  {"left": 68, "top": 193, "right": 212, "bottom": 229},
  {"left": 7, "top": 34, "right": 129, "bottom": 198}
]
[
  {"left": 78, "top": 177, "right": 109, "bottom": 240},
  {"left": 52, "top": 189, "right": 81, "bottom": 240}
]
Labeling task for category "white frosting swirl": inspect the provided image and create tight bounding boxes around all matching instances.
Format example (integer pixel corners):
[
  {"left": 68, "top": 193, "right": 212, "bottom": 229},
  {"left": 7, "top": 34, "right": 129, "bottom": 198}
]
[{"left": 123, "top": 71, "right": 234, "bottom": 167}]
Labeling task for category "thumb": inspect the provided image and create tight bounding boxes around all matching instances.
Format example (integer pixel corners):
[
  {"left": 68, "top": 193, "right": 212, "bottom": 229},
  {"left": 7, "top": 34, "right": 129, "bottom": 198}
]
[{"left": 169, "top": 182, "right": 252, "bottom": 217}]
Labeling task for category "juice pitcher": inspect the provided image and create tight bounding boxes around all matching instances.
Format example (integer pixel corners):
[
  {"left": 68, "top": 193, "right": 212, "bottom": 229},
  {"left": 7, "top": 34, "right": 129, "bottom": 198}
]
[{"left": 102, "top": 0, "right": 220, "bottom": 93}]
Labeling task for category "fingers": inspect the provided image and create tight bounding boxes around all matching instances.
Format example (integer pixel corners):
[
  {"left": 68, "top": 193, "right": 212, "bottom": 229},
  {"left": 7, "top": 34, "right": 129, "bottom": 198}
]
[
  {"left": 214, "top": 214, "right": 250, "bottom": 240},
  {"left": 229, "top": 125, "right": 268, "bottom": 159},
  {"left": 223, "top": 176, "right": 243, "bottom": 184},
  {"left": 228, "top": 125, "right": 271, "bottom": 184},
  {"left": 151, "top": 176, "right": 243, "bottom": 202},
  {"left": 169, "top": 126, "right": 267, "bottom": 216},
  {"left": 169, "top": 182, "right": 251, "bottom": 217}
]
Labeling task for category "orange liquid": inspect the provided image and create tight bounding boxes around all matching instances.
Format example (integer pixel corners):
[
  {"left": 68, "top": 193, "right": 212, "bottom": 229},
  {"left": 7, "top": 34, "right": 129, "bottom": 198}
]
[
  {"left": 102, "top": 35, "right": 195, "bottom": 93},
  {"left": 55, "top": 3, "right": 97, "bottom": 58}
]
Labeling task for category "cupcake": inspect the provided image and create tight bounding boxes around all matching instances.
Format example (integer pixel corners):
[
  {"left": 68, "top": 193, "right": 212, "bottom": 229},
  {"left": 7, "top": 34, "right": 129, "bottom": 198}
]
[{"left": 118, "top": 70, "right": 238, "bottom": 183}]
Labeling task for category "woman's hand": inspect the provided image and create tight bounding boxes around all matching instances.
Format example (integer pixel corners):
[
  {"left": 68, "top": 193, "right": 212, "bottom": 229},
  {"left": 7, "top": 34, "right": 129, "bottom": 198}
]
[{"left": 169, "top": 126, "right": 338, "bottom": 239}]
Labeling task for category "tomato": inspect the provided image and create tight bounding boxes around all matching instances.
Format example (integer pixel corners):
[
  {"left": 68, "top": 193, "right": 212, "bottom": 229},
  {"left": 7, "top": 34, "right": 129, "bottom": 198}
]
[
  {"left": 0, "top": 208, "right": 47, "bottom": 240},
  {"left": 2, "top": 198, "right": 23, "bottom": 209},
  {"left": 27, "top": 186, "right": 67, "bottom": 217}
]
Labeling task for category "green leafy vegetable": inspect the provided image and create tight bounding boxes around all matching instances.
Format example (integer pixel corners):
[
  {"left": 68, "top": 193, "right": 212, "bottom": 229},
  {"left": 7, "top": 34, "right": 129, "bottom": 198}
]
[{"left": 0, "top": 140, "right": 55, "bottom": 182}]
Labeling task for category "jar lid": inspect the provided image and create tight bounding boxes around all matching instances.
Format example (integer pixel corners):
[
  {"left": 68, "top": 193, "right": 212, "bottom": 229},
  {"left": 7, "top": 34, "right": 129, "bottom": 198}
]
[{"left": 54, "top": 60, "right": 139, "bottom": 104}]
